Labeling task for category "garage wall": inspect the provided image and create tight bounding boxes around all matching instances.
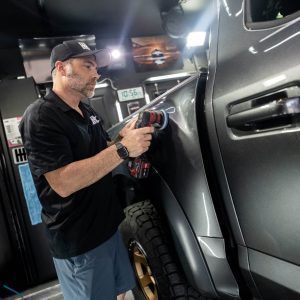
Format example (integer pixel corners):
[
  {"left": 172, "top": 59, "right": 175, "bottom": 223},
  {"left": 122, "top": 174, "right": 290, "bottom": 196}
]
[{"left": 0, "top": 78, "right": 57, "bottom": 290}]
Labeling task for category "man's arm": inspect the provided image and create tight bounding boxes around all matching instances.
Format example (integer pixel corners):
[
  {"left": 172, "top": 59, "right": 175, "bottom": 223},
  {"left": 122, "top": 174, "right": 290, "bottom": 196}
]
[{"left": 44, "top": 126, "right": 153, "bottom": 198}]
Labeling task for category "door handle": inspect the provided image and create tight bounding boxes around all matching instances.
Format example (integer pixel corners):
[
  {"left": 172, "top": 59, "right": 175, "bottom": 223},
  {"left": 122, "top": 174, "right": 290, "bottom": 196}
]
[{"left": 227, "top": 97, "right": 300, "bottom": 130}]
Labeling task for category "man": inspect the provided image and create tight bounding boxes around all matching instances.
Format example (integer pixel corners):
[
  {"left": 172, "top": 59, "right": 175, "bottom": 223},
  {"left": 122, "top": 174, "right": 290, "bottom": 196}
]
[{"left": 19, "top": 40, "right": 154, "bottom": 300}]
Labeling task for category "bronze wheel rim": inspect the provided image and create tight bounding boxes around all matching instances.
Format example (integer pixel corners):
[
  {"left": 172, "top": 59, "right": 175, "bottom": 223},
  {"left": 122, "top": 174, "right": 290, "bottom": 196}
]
[{"left": 130, "top": 241, "right": 158, "bottom": 300}]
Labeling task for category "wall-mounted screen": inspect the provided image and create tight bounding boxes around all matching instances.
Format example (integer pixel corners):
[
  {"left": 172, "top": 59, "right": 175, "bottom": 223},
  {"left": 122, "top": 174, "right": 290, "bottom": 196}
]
[{"left": 131, "top": 35, "right": 183, "bottom": 72}]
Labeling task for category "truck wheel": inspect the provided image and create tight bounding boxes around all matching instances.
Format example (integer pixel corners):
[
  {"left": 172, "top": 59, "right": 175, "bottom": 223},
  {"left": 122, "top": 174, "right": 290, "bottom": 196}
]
[{"left": 120, "top": 200, "right": 204, "bottom": 300}]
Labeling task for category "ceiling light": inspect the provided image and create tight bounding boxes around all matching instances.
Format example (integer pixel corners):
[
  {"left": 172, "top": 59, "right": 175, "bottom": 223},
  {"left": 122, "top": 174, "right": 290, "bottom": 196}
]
[
  {"left": 146, "top": 72, "right": 190, "bottom": 82},
  {"left": 111, "top": 49, "right": 122, "bottom": 60},
  {"left": 186, "top": 31, "right": 206, "bottom": 47},
  {"left": 115, "top": 101, "right": 123, "bottom": 121},
  {"left": 95, "top": 82, "right": 109, "bottom": 89}
]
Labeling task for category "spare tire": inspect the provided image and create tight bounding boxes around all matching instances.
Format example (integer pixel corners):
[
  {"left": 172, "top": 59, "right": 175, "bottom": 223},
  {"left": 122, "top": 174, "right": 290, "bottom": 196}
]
[{"left": 120, "top": 200, "right": 204, "bottom": 300}]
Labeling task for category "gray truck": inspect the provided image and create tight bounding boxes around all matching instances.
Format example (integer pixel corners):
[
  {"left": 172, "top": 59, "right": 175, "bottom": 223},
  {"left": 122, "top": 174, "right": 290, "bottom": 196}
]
[{"left": 109, "top": 1, "right": 300, "bottom": 299}]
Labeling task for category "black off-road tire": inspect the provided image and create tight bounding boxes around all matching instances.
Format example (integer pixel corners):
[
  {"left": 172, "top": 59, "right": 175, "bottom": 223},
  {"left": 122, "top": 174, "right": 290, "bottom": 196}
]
[{"left": 120, "top": 200, "right": 207, "bottom": 300}]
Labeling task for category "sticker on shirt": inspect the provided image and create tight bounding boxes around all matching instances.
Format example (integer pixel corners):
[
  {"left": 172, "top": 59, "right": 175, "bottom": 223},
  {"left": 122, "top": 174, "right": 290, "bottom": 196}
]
[
  {"left": 18, "top": 163, "right": 42, "bottom": 226},
  {"left": 90, "top": 115, "right": 100, "bottom": 125},
  {"left": 3, "top": 116, "right": 23, "bottom": 148}
]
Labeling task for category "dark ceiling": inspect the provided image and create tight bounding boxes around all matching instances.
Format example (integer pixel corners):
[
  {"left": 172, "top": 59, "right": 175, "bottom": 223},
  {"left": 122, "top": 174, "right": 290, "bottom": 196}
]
[{"left": 0, "top": 0, "right": 207, "bottom": 47}]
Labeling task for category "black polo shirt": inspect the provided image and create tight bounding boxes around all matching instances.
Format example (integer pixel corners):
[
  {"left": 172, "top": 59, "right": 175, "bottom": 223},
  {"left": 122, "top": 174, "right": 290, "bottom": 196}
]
[{"left": 19, "top": 90, "right": 124, "bottom": 259}]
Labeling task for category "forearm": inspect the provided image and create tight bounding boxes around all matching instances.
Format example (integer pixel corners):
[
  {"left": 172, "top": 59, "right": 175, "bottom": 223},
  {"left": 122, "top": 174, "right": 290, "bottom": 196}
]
[
  {"left": 44, "top": 125, "right": 154, "bottom": 198},
  {"left": 45, "top": 144, "right": 123, "bottom": 197}
]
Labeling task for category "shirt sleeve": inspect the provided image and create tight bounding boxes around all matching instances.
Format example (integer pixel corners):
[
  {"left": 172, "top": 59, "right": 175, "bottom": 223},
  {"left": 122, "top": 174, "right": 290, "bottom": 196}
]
[
  {"left": 103, "top": 129, "right": 111, "bottom": 142},
  {"left": 20, "top": 104, "right": 73, "bottom": 178}
]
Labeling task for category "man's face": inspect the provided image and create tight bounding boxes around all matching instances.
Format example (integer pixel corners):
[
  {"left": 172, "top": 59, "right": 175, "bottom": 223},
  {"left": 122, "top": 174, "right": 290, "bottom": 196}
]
[{"left": 64, "top": 56, "right": 99, "bottom": 98}]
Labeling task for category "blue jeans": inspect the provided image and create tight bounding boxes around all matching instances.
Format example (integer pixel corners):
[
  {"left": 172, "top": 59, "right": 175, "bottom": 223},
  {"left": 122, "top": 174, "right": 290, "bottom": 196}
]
[{"left": 53, "top": 230, "right": 136, "bottom": 300}]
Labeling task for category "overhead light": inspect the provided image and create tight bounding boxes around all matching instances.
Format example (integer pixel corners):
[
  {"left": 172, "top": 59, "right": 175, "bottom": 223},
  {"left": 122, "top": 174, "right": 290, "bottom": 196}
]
[
  {"left": 115, "top": 101, "right": 123, "bottom": 121},
  {"left": 106, "top": 46, "right": 127, "bottom": 70},
  {"left": 186, "top": 31, "right": 206, "bottom": 47},
  {"left": 111, "top": 49, "right": 122, "bottom": 60},
  {"left": 95, "top": 82, "right": 109, "bottom": 89},
  {"left": 146, "top": 72, "right": 190, "bottom": 82},
  {"left": 144, "top": 92, "right": 151, "bottom": 104}
]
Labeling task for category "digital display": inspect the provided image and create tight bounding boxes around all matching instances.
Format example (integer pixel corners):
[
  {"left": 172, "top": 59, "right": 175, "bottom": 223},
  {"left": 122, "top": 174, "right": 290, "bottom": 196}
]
[{"left": 117, "top": 87, "right": 144, "bottom": 102}]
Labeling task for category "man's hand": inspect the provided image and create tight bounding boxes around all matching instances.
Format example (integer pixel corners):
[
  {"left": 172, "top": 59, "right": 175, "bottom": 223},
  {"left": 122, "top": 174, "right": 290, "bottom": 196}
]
[
  {"left": 121, "top": 126, "right": 154, "bottom": 157},
  {"left": 118, "top": 117, "right": 138, "bottom": 138}
]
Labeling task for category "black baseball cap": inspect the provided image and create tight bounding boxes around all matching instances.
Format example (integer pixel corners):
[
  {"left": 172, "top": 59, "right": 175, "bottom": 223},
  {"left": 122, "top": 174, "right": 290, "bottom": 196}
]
[{"left": 50, "top": 40, "right": 111, "bottom": 72}]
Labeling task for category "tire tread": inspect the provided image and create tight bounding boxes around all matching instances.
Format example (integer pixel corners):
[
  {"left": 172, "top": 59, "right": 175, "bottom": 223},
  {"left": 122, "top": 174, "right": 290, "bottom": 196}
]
[{"left": 121, "top": 200, "right": 211, "bottom": 300}]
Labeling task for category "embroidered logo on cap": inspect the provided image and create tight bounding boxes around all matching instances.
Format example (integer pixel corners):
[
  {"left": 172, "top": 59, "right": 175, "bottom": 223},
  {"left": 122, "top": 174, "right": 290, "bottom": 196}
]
[
  {"left": 90, "top": 115, "right": 100, "bottom": 125},
  {"left": 78, "top": 42, "right": 91, "bottom": 50}
]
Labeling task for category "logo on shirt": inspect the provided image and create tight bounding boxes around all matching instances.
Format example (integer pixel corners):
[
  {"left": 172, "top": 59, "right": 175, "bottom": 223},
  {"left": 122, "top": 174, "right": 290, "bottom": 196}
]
[
  {"left": 78, "top": 42, "right": 91, "bottom": 50},
  {"left": 90, "top": 115, "right": 100, "bottom": 125}
]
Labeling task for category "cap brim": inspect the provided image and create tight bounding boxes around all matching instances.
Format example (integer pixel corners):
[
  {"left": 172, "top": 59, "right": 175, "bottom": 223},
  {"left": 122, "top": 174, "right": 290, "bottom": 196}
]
[{"left": 72, "top": 49, "right": 111, "bottom": 68}]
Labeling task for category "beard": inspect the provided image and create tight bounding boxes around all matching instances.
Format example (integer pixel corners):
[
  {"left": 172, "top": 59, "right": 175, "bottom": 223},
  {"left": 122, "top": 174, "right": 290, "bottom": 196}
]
[{"left": 66, "top": 69, "right": 96, "bottom": 99}]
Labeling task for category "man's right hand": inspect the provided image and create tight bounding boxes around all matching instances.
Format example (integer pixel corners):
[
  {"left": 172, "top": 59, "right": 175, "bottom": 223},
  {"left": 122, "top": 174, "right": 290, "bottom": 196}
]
[{"left": 121, "top": 126, "right": 154, "bottom": 157}]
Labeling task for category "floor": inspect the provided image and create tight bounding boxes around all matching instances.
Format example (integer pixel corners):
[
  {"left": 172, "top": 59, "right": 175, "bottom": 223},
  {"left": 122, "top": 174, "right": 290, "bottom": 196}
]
[{"left": 4, "top": 280, "right": 135, "bottom": 300}]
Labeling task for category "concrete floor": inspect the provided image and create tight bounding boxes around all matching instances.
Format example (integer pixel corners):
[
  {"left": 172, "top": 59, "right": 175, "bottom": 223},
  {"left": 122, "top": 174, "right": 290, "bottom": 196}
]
[{"left": 4, "top": 280, "right": 135, "bottom": 300}]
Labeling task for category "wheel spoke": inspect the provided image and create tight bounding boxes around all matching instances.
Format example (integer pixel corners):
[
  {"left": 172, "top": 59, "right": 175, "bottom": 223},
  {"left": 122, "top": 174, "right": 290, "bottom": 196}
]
[
  {"left": 133, "top": 250, "right": 147, "bottom": 265},
  {"left": 140, "top": 273, "right": 153, "bottom": 287},
  {"left": 145, "top": 287, "right": 156, "bottom": 300},
  {"left": 150, "top": 275, "right": 155, "bottom": 284}
]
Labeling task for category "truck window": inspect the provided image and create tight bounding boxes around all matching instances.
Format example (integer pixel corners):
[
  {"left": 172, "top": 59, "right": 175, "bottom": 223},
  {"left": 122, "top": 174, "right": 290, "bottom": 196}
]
[{"left": 245, "top": 0, "right": 300, "bottom": 29}]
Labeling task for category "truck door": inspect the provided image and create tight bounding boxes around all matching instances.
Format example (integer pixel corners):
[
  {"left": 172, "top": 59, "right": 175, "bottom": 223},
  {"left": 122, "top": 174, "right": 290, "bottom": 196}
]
[{"left": 207, "top": 1, "right": 300, "bottom": 299}]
